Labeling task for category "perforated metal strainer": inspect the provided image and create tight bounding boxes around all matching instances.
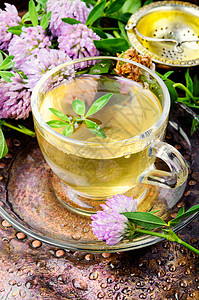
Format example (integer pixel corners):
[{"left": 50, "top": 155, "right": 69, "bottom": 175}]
[{"left": 126, "top": 1, "right": 199, "bottom": 68}]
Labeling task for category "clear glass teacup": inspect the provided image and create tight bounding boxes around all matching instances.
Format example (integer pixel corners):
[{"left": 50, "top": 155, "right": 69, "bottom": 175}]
[{"left": 31, "top": 56, "right": 188, "bottom": 215}]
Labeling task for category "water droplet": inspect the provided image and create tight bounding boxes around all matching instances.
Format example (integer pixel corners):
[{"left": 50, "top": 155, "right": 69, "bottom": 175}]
[
  {"left": 85, "top": 254, "right": 94, "bottom": 261},
  {"left": 122, "top": 287, "right": 131, "bottom": 295},
  {"left": 179, "top": 280, "right": 188, "bottom": 288},
  {"left": 102, "top": 253, "right": 111, "bottom": 258},
  {"left": 97, "top": 292, "right": 105, "bottom": 298},
  {"left": 0, "top": 288, "right": 5, "bottom": 292},
  {"left": 71, "top": 233, "right": 81, "bottom": 240},
  {"left": 136, "top": 281, "right": 145, "bottom": 287},
  {"left": 115, "top": 293, "right": 125, "bottom": 300},
  {"left": 8, "top": 280, "right": 16, "bottom": 286},
  {"left": 72, "top": 278, "right": 88, "bottom": 291},
  {"left": 16, "top": 232, "right": 26, "bottom": 240},
  {"left": 58, "top": 275, "right": 67, "bottom": 283},
  {"left": 147, "top": 286, "right": 154, "bottom": 293},
  {"left": 100, "top": 282, "right": 107, "bottom": 289},
  {"left": 107, "top": 277, "right": 114, "bottom": 284},
  {"left": 2, "top": 220, "right": 12, "bottom": 228},
  {"left": 139, "top": 293, "right": 146, "bottom": 299},
  {"left": 124, "top": 153, "right": 131, "bottom": 159},
  {"left": 178, "top": 259, "right": 186, "bottom": 266},
  {"left": 55, "top": 249, "right": 65, "bottom": 257},
  {"left": 169, "top": 265, "right": 176, "bottom": 272},
  {"left": 31, "top": 240, "right": 42, "bottom": 248},
  {"left": 89, "top": 271, "right": 99, "bottom": 280},
  {"left": 114, "top": 284, "right": 120, "bottom": 291},
  {"left": 19, "top": 290, "right": 26, "bottom": 298}
]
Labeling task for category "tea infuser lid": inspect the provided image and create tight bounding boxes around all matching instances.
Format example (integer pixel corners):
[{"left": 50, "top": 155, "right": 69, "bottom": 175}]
[{"left": 126, "top": 1, "right": 199, "bottom": 68}]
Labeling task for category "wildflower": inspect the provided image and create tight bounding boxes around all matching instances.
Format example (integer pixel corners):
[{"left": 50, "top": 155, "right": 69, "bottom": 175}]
[
  {"left": 21, "top": 48, "right": 75, "bottom": 90},
  {"left": 0, "top": 73, "right": 31, "bottom": 119},
  {"left": 0, "top": 3, "right": 21, "bottom": 50},
  {"left": 91, "top": 195, "right": 137, "bottom": 245},
  {"left": 8, "top": 25, "right": 51, "bottom": 68},
  {"left": 58, "top": 24, "right": 100, "bottom": 66},
  {"left": 47, "top": 0, "right": 92, "bottom": 37}
]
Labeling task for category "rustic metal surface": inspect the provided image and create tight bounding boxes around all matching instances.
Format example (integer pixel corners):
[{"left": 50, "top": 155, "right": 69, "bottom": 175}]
[{"left": 0, "top": 103, "right": 198, "bottom": 299}]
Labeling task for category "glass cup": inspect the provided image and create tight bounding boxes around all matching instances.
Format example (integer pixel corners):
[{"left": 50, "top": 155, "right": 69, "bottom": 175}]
[{"left": 31, "top": 56, "right": 188, "bottom": 215}]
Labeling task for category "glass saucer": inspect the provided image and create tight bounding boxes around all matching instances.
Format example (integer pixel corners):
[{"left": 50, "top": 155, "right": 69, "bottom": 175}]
[{"left": 0, "top": 103, "right": 198, "bottom": 253}]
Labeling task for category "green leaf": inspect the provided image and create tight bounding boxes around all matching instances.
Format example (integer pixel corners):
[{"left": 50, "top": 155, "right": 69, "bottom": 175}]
[
  {"left": 105, "top": 0, "right": 126, "bottom": 15},
  {"left": 123, "top": 212, "right": 167, "bottom": 230},
  {"left": 29, "top": 0, "right": 39, "bottom": 27},
  {"left": 85, "top": 119, "right": 106, "bottom": 138},
  {"left": 86, "top": 93, "right": 113, "bottom": 117},
  {"left": 161, "top": 71, "right": 174, "bottom": 81},
  {"left": 7, "top": 25, "right": 22, "bottom": 36},
  {"left": 40, "top": 12, "right": 51, "bottom": 30},
  {"left": 72, "top": 99, "right": 85, "bottom": 116},
  {"left": 91, "top": 27, "right": 107, "bottom": 39},
  {"left": 0, "top": 126, "right": 8, "bottom": 159},
  {"left": 191, "top": 118, "right": 199, "bottom": 135},
  {"left": 88, "top": 59, "right": 111, "bottom": 75},
  {"left": 94, "top": 38, "right": 129, "bottom": 54},
  {"left": 62, "top": 17, "right": 81, "bottom": 25},
  {"left": 0, "top": 55, "right": 15, "bottom": 71},
  {"left": 113, "top": 0, "right": 141, "bottom": 16},
  {"left": 86, "top": 0, "right": 106, "bottom": 26},
  {"left": 0, "top": 52, "right": 3, "bottom": 64},
  {"left": 35, "top": 0, "right": 47, "bottom": 10},
  {"left": 0, "top": 71, "right": 14, "bottom": 82},
  {"left": 185, "top": 69, "right": 193, "bottom": 95},
  {"left": 176, "top": 207, "right": 185, "bottom": 218},
  {"left": 170, "top": 204, "right": 199, "bottom": 226},
  {"left": 62, "top": 124, "right": 74, "bottom": 137},
  {"left": 118, "top": 21, "right": 130, "bottom": 43},
  {"left": 49, "top": 108, "right": 70, "bottom": 123},
  {"left": 143, "top": 0, "right": 154, "bottom": 5},
  {"left": 47, "top": 120, "right": 69, "bottom": 128},
  {"left": 193, "top": 74, "right": 199, "bottom": 97},
  {"left": 164, "top": 80, "right": 178, "bottom": 107}
]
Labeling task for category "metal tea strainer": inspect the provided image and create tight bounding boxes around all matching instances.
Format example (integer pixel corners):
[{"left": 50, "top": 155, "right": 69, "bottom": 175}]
[{"left": 126, "top": 1, "right": 199, "bottom": 68}]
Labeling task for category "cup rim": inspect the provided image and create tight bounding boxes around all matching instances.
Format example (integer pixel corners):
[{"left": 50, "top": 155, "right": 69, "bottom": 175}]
[{"left": 31, "top": 56, "right": 170, "bottom": 146}]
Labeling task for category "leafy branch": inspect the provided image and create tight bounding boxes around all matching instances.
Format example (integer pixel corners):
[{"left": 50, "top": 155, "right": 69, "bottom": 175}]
[
  {"left": 47, "top": 93, "right": 113, "bottom": 138},
  {"left": 157, "top": 69, "right": 199, "bottom": 135},
  {"left": 123, "top": 204, "right": 199, "bottom": 255}
]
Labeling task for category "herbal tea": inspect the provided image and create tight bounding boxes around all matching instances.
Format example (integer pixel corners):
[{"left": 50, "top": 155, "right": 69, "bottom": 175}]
[{"left": 36, "top": 75, "right": 163, "bottom": 199}]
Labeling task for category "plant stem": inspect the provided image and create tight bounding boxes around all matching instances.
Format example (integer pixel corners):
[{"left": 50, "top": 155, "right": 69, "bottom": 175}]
[
  {"left": 173, "top": 83, "right": 197, "bottom": 103},
  {"left": 3, "top": 122, "right": 35, "bottom": 137},
  {"left": 135, "top": 227, "right": 199, "bottom": 255}
]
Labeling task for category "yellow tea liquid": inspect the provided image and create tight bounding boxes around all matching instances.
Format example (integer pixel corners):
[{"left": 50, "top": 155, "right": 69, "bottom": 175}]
[{"left": 36, "top": 75, "right": 163, "bottom": 199}]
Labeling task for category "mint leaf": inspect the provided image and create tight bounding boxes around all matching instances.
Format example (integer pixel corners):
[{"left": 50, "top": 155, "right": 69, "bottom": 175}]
[
  {"left": 49, "top": 108, "right": 70, "bottom": 123},
  {"left": 86, "top": 93, "right": 112, "bottom": 117},
  {"left": 85, "top": 119, "right": 106, "bottom": 138},
  {"left": 62, "top": 18, "right": 81, "bottom": 25},
  {"left": 0, "top": 126, "right": 8, "bottom": 159},
  {"left": 123, "top": 212, "right": 167, "bottom": 230},
  {"left": 191, "top": 118, "right": 199, "bottom": 135},
  {"left": 47, "top": 120, "right": 69, "bottom": 128},
  {"left": 72, "top": 99, "right": 85, "bottom": 116},
  {"left": 29, "top": 0, "right": 39, "bottom": 27},
  {"left": 86, "top": 0, "right": 106, "bottom": 26},
  {"left": 62, "top": 124, "right": 74, "bottom": 137},
  {"left": 185, "top": 69, "right": 193, "bottom": 95}
]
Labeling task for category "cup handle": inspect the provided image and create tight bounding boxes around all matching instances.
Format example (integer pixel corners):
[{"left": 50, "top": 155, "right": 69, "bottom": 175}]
[{"left": 139, "top": 141, "right": 188, "bottom": 189}]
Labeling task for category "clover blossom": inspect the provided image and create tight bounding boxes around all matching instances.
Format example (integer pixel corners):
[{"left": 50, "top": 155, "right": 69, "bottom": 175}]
[
  {"left": 0, "top": 73, "right": 31, "bottom": 119},
  {"left": 47, "top": 0, "right": 92, "bottom": 37},
  {"left": 91, "top": 195, "right": 137, "bottom": 245},
  {"left": 58, "top": 24, "right": 100, "bottom": 66},
  {"left": 8, "top": 25, "right": 51, "bottom": 68},
  {"left": 0, "top": 3, "right": 21, "bottom": 50},
  {"left": 21, "top": 48, "right": 75, "bottom": 90}
]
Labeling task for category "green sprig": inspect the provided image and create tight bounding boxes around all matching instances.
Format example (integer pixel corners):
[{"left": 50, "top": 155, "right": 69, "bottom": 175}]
[
  {"left": 123, "top": 204, "right": 199, "bottom": 255},
  {"left": 47, "top": 93, "right": 113, "bottom": 138}
]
